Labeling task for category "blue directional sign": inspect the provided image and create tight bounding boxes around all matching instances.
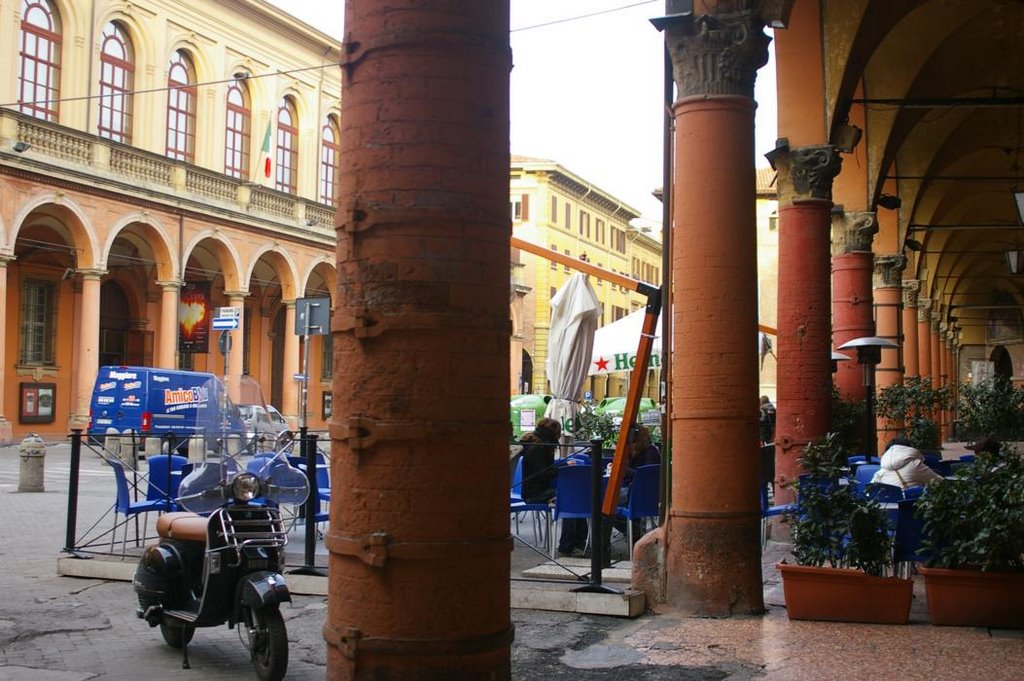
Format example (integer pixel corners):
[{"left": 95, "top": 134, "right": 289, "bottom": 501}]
[{"left": 212, "top": 317, "right": 239, "bottom": 330}]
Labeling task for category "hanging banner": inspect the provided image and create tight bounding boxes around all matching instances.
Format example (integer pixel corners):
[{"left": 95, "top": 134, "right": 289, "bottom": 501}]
[{"left": 179, "top": 281, "right": 211, "bottom": 354}]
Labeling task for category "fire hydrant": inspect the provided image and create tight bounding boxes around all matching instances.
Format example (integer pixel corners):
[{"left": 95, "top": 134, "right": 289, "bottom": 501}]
[{"left": 18, "top": 433, "right": 46, "bottom": 493}]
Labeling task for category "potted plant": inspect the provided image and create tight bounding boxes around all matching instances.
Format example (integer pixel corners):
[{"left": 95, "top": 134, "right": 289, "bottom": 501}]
[
  {"left": 915, "top": 445, "right": 1024, "bottom": 627},
  {"left": 876, "top": 376, "right": 950, "bottom": 452},
  {"left": 777, "top": 432, "right": 914, "bottom": 624},
  {"left": 955, "top": 376, "right": 1024, "bottom": 442}
]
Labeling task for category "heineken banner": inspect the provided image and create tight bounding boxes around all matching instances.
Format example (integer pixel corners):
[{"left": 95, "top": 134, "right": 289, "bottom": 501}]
[{"left": 589, "top": 309, "right": 662, "bottom": 376}]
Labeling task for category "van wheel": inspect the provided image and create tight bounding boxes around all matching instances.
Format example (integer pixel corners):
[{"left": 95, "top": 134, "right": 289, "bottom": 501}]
[{"left": 160, "top": 621, "right": 194, "bottom": 649}]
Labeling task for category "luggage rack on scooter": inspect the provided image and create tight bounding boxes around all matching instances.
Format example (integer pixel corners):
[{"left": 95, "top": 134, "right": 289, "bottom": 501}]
[{"left": 218, "top": 507, "right": 289, "bottom": 550}]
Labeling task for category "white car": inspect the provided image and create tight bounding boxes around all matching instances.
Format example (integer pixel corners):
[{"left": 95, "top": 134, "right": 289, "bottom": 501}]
[{"left": 238, "top": 404, "right": 290, "bottom": 446}]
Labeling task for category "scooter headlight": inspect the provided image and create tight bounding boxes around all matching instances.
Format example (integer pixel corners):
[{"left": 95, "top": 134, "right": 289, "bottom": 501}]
[{"left": 231, "top": 473, "right": 262, "bottom": 502}]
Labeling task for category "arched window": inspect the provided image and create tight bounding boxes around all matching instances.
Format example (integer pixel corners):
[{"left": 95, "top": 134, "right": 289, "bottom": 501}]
[
  {"left": 98, "top": 22, "right": 134, "bottom": 143},
  {"left": 18, "top": 0, "right": 62, "bottom": 121},
  {"left": 166, "top": 50, "right": 197, "bottom": 161},
  {"left": 225, "top": 80, "right": 251, "bottom": 179},
  {"left": 275, "top": 97, "right": 298, "bottom": 194},
  {"left": 319, "top": 115, "right": 340, "bottom": 206}
]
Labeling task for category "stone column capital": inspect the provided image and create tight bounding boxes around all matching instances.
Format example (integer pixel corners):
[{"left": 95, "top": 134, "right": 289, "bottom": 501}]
[
  {"left": 831, "top": 210, "right": 878, "bottom": 255},
  {"left": 902, "top": 279, "right": 920, "bottom": 308},
  {"left": 770, "top": 143, "right": 842, "bottom": 204},
  {"left": 664, "top": 10, "right": 770, "bottom": 100},
  {"left": 76, "top": 268, "right": 107, "bottom": 280},
  {"left": 156, "top": 279, "right": 181, "bottom": 291},
  {"left": 223, "top": 290, "right": 249, "bottom": 302},
  {"left": 931, "top": 309, "right": 942, "bottom": 331},
  {"left": 873, "top": 254, "right": 906, "bottom": 288}
]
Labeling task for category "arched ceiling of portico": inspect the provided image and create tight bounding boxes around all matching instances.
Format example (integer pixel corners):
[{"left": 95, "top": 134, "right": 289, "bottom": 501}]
[
  {"left": 183, "top": 234, "right": 241, "bottom": 291},
  {"left": 247, "top": 247, "right": 297, "bottom": 303},
  {"left": 12, "top": 196, "right": 97, "bottom": 269},
  {"left": 301, "top": 257, "right": 336, "bottom": 305},
  {"left": 103, "top": 214, "right": 176, "bottom": 282},
  {"left": 813, "top": 0, "right": 1024, "bottom": 340}
]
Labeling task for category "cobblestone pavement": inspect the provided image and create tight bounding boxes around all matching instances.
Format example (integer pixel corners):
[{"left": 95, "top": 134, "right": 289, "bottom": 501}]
[{"left": 2, "top": 440, "right": 1022, "bottom": 680}]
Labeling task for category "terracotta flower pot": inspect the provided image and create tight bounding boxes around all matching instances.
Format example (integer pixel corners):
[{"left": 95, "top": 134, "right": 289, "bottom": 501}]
[
  {"left": 919, "top": 566, "right": 1024, "bottom": 628},
  {"left": 778, "top": 563, "right": 913, "bottom": 624}
]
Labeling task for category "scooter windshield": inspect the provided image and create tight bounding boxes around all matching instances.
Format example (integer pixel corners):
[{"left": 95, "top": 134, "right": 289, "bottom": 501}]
[{"left": 177, "top": 456, "right": 240, "bottom": 514}]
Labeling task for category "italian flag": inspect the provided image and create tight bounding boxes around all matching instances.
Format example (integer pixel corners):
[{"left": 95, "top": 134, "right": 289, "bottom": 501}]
[{"left": 255, "top": 121, "right": 273, "bottom": 184}]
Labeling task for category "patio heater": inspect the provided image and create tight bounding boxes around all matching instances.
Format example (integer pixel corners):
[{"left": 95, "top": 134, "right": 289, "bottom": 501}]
[{"left": 837, "top": 336, "right": 900, "bottom": 460}]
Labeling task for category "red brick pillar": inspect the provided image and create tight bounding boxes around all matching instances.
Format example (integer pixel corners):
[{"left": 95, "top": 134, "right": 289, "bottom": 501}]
[
  {"left": 831, "top": 211, "right": 878, "bottom": 402},
  {"left": 917, "top": 298, "right": 932, "bottom": 382},
  {"left": 659, "top": 8, "right": 770, "bottom": 616},
  {"left": 930, "top": 312, "right": 942, "bottom": 390},
  {"left": 326, "top": 3, "right": 512, "bottom": 679},
  {"left": 769, "top": 145, "right": 842, "bottom": 504},
  {"left": 873, "top": 255, "right": 906, "bottom": 453},
  {"left": 902, "top": 281, "right": 920, "bottom": 377}
]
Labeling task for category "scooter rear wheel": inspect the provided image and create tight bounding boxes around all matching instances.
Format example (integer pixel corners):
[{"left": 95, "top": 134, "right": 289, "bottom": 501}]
[
  {"left": 242, "top": 605, "right": 287, "bottom": 681},
  {"left": 160, "top": 621, "right": 194, "bottom": 649}
]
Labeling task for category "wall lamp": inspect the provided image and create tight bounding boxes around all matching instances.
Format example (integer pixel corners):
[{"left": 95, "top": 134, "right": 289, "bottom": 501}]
[
  {"left": 233, "top": 71, "right": 250, "bottom": 81},
  {"left": 831, "top": 124, "right": 863, "bottom": 153},
  {"left": 903, "top": 238, "right": 924, "bottom": 252},
  {"left": 877, "top": 194, "right": 902, "bottom": 210},
  {"left": 1005, "top": 245, "right": 1024, "bottom": 275},
  {"left": 13, "top": 141, "right": 30, "bottom": 153},
  {"left": 1014, "top": 189, "right": 1024, "bottom": 225}
]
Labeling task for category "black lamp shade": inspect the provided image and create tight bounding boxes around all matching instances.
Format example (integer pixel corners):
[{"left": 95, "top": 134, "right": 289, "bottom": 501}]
[{"left": 1006, "top": 248, "right": 1024, "bottom": 275}]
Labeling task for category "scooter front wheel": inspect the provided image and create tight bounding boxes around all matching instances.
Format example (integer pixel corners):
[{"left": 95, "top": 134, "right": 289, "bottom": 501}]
[{"left": 241, "top": 605, "right": 288, "bottom": 681}]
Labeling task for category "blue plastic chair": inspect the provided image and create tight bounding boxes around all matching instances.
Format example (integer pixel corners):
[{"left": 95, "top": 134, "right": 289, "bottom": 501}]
[
  {"left": 959, "top": 454, "right": 975, "bottom": 463},
  {"left": 552, "top": 465, "right": 601, "bottom": 557},
  {"left": 847, "top": 455, "right": 880, "bottom": 466},
  {"left": 144, "top": 454, "right": 188, "bottom": 512},
  {"left": 854, "top": 464, "right": 881, "bottom": 484},
  {"left": 893, "top": 498, "right": 929, "bottom": 578},
  {"left": 287, "top": 452, "right": 330, "bottom": 528},
  {"left": 616, "top": 464, "right": 661, "bottom": 558},
  {"left": 509, "top": 456, "right": 551, "bottom": 550},
  {"left": 108, "top": 459, "right": 168, "bottom": 554}
]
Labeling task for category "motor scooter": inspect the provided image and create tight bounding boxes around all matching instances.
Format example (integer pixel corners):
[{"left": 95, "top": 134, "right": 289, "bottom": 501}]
[{"left": 133, "top": 435, "right": 309, "bottom": 681}]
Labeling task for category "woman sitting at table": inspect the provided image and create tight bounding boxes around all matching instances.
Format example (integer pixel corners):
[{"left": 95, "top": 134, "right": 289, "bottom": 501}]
[
  {"left": 871, "top": 437, "right": 943, "bottom": 489},
  {"left": 520, "top": 418, "right": 561, "bottom": 504}
]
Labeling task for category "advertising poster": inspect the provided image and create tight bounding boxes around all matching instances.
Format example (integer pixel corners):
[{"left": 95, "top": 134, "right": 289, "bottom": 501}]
[{"left": 179, "top": 281, "right": 211, "bottom": 354}]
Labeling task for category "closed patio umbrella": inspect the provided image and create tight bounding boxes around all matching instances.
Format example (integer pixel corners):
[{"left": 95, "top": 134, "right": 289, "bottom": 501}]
[{"left": 544, "top": 273, "right": 601, "bottom": 445}]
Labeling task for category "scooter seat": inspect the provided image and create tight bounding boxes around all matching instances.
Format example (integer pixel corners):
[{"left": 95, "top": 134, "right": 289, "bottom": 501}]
[{"left": 156, "top": 512, "right": 209, "bottom": 542}]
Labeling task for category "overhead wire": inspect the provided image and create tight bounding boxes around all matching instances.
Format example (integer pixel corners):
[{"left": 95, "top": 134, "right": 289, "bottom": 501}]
[{"left": 511, "top": 1, "right": 658, "bottom": 32}]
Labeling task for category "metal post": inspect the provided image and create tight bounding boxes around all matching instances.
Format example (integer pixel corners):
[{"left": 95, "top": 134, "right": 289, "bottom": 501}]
[
  {"left": 863, "top": 361, "right": 876, "bottom": 460},
  {"left": 290, "top": 428, "right": 326, "bottom": 576},
  {"left": 573, "top": 438, "right": 621, "bottom": 595},
  {"left": 63, "top": 429, "right": 90, "bottom": 558}
]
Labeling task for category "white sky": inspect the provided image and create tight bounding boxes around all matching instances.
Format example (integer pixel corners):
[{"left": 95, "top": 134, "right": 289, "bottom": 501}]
[{"left": 268, "top": 0, "right": 777, "bottom": 225}]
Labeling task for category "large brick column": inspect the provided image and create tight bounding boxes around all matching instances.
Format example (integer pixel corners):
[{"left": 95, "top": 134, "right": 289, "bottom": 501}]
[
  {"left": 657, "top": 7, "right": 770, "bottom": 616},
  {"left": 326, "top": 2, "right": 512, "bottom": 679},
  {"left": 831, "top": 211, "right": 878, "bottom": 402},
  {"left": 769, "top": 145, "right": 842, "bottom": 504}
]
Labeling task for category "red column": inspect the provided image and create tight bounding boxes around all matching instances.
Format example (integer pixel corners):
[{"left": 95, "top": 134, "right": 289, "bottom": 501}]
[
  {"left": 327, "top": 3, "right": 512, "bottom": 679},
  {"left": 917, "top": 299, "right": 932, "bottom": 382},
  {"left": 657, "top": 9, "right": 770, "bottom": 616},
  {"left": 831, "top": 211, "right": 878, "bottom": 402},
  {"left": 902, "top": 281, "right": 920, "bottom": 377},
  {"left": 873, "top": 255, "right": 905, "bottom": 453},
  {"left": 770, "top": 145, "right": 842, "bottom": 504}
]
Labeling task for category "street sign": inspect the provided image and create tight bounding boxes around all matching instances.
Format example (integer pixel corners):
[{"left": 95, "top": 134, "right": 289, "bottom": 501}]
[
  {"left": 295, "top": 297, "right": 330, "bottom": 336},
  {"left": 212, "top": 317, "right": 239, "bottom": 330},
  {"left": 217, "top": 306, "right": 241, "bottom": 319},
  {"left": 293, "top": 373, "right": 307, "bottom": 381},
  {"left": 218, "top": 330, "right": 233, "bottom": 355}
]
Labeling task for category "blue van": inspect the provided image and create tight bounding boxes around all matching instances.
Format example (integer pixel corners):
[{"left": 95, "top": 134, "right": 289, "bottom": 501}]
[{"left": 88, "top": 366, "right": 243, "bottom": 450}]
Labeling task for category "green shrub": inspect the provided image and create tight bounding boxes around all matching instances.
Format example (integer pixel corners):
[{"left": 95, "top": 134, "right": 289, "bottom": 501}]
[{"left": 956, "top": 376, "right": 1024, "bottom": 441}]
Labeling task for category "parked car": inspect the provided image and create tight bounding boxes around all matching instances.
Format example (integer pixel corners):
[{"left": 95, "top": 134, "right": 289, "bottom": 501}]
[{"left": 238, "top": 403, "right": 290, "bottom": 447}]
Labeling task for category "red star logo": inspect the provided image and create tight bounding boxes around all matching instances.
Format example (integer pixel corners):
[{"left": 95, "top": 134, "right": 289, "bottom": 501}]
[{"left": 594, "top": 357, "right": 610, "bottom": 372}]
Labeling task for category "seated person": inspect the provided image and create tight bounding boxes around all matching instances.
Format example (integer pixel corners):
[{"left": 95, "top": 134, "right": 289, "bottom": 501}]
[
  {"left": 871, "top": 437, "right": 943, "bottom": 489},
  {"left": 519, "top": 418, "right": 561, "bottom": 504}
]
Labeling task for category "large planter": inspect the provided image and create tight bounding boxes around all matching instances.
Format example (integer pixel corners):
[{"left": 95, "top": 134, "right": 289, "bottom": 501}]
[
  {"left": 919, "top": 566, "right": 1024, "bottom": 628},
  {"left": 778, "top": 563, "right": 913, "bottom": 624}
]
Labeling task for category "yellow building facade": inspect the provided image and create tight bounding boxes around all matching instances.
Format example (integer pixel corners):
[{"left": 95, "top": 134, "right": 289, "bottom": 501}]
[
  {"left": 510, "top": 156, "right": 662, "bottom": 404},
  {"left": 0, "top": 0, "right": 342, "bottom": 442}
]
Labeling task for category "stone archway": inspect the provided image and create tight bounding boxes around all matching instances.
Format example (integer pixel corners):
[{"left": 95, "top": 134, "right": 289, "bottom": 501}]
[{"left": 990, "top": 345, "right": 1012, "bottom": 381}]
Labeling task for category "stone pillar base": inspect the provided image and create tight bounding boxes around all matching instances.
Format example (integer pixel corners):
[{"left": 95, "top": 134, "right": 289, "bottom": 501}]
[{"left": 0, "top": 418, "right": 13, "bottom": 446}]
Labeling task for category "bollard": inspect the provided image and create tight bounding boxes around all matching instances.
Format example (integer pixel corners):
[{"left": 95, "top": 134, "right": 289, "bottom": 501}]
[{"left": 18, "top": 433, "right": 46, "bottom": 493}]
